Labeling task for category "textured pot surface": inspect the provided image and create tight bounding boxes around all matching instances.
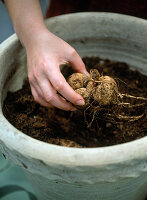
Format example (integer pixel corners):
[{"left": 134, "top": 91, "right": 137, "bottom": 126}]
[{"left": 0, "top": 13, "right": 147, "bottom": 200}]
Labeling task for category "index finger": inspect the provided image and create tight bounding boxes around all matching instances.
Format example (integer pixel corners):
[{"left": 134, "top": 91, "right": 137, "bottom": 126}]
[
  {"left": 47, "top": 68, "right": 85, "bottom": 106},
  {"left": 68, "top": 48, "right": 89, "bottom": 76}
]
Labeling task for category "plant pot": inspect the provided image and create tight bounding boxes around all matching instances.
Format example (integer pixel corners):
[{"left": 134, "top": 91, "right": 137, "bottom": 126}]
[{"left": 0, "top": 12, "right": 147, "bottom": 200}]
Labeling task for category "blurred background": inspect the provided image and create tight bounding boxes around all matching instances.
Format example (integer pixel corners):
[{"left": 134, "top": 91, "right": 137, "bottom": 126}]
[{"left": 0, "top": 0, "right": 50, "bottom": 43}]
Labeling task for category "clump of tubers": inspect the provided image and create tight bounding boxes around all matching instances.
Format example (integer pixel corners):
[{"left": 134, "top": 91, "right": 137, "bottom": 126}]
[
  {"left": 67, "top": 69, "right": 119, "bottom": 107},
  {"left": 67, "top": 69, "right": 147, "bottom": 127}
]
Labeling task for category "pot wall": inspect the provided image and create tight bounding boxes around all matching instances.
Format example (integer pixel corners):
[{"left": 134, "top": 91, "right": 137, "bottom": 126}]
[{"left": 0, "top": 13, "right": 147, "bottom": 200}]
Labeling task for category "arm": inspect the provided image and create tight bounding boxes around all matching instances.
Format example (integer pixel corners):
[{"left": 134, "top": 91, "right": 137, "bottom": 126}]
[{"left": 4, "top": 0, "right": 88, "bottom": 110}]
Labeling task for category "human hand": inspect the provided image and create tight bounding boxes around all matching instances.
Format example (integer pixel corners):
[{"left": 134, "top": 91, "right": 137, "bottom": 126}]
[{"left": 26, "top": 30, "right": 89, "bottom": 111}]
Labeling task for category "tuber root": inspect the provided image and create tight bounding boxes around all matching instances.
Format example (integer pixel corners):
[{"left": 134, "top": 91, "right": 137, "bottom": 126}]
[{"left": 67, "top": 69, "right": 119, "bottom": 107}]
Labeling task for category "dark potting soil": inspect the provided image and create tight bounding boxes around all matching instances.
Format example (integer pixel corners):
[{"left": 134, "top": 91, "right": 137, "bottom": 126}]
[{"left": 3, "top": 57, "right": 147, "bottom": 148}]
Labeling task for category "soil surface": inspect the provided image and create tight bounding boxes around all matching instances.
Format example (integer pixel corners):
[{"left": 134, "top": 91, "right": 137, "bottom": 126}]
[{"left": 3, "top": 57, "right": 147, "bottom": 147}]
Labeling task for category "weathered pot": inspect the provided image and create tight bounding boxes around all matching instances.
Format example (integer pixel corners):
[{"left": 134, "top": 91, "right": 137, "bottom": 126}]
[{"left": 0, "top": 13, "right": 147, "bottom": 200}]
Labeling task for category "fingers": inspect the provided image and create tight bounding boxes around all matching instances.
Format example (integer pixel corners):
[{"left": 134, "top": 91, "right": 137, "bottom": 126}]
[
  {"left": 39, "top": 79, "right": 77, "bottom": 110},
  {"left": 46, "top": 67, "right": 85, "bottom": 106},
  {"left": 31, "top": 85, "right": 51, "bottom": 108},
  {"left": 30, "top": 76, "right": 76, "bottom": 111},
  {"left": 29, "top": 52, "right": 87, "bottom": 108}
]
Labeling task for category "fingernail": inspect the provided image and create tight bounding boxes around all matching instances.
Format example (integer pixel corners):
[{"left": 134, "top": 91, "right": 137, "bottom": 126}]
[
  {"left": 84, "top": 71, "right": 90, "bottom": 77},
  {"left": 76, "top": 99, "right": 85, "bottom": 105}
]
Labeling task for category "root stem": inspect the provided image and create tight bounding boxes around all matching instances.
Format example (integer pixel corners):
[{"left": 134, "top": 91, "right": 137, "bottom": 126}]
[{"left": 121, "top": 94, "right": 147, "bottom": 101}]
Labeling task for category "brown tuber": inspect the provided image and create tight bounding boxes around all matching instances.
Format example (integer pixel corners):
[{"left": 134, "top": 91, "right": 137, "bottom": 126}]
[
  {"left": 67, "top": 73, "right": 89, "bottom": 90},
  {"left": 75, "top": 88, "right": 91, "bottom": 107},
  {"left": 92, "top": 76, "right": 119, "bottom": 105}
]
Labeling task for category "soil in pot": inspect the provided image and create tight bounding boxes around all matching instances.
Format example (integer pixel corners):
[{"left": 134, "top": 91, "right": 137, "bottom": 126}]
[{"left": 3, "top": 57, "right": 147, "bottom": 148}]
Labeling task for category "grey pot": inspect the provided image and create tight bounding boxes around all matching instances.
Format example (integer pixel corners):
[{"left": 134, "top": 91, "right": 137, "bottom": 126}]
[{"left": 0, "top": 12, "right": 147, "bottom": 200}]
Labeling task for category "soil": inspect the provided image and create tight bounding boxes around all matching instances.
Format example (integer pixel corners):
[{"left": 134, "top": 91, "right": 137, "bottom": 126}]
[{"left": 3, "top": 57, "right": 147, "bottom": 148}]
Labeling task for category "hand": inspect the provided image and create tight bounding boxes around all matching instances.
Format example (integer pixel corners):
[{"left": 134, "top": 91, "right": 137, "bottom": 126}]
[{"left": 26, "top": 30, "right": 89, "bottom": 111}]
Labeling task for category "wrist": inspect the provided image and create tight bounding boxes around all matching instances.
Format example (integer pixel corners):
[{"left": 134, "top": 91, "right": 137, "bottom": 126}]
[{"left": 18, "top": 22, "right": 49, "bottom": 49}]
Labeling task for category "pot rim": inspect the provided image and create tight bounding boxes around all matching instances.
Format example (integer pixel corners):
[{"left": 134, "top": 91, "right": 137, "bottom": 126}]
[{"left": 0, "top": 12, "right": 147, "bottom": 166}]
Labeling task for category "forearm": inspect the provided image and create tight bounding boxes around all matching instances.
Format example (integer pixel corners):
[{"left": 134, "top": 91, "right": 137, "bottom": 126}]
[{"left": 4, "top": 0, "right": 48, "bottom": 49}]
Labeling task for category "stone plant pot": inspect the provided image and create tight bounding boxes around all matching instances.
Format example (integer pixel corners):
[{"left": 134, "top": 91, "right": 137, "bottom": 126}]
[{"left": 0, "top": 13, "right": 147, "bottom": 200}]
